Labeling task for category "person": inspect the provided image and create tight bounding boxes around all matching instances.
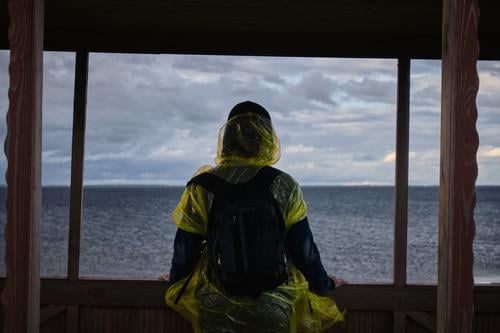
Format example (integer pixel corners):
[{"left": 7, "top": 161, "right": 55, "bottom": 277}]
[{"left": 164, "top": 101, "right": 345, "bottom": 333}]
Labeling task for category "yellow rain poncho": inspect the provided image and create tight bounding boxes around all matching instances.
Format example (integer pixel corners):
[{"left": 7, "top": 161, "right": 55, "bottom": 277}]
[{"left": 165, "top": 104, "right": 344, "bottom": 332}]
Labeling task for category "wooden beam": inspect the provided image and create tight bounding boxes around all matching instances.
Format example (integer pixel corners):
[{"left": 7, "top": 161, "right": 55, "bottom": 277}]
[
  {"left": 407, "top": 311, "right": 436, "bottom": 332},
  {"left": 1, "top": 0, "right": 44, "bottom": 331},
  {"left": 40, "top": 305, "right": 66, "bottom": 324},
  {"left": 1, "top": 279, "right": 499, "bottom": 312},
  {"left": 66, "top": 305, "right": 79, "bottom": 332},
  {"left": 0, "top": 1, "right": 498, "bottom": 59},
  {"left": 67, "top": 51, "right": 89, "bottom": 281},
  {"left": 393, "top": 57, "right": 411, "bottom": 333},
  {"left": 8, "top": 280, "right": 438, "bottom": 310},
  {"left": 437, "top": 0, "right": 480, "bottom": 332}
]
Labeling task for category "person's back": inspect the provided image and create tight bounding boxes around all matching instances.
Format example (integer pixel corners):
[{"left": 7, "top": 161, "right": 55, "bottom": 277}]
[
  {"left": 188, "top": 165, "right": 289, "bottom": 298},
  {"left": 165, "top": 101, "right": 345, "bottom": 333}
]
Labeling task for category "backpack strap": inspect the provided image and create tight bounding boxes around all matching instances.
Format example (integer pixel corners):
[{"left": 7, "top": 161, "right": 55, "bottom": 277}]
[
  {"left": 187, "top": 172, "right": 232, "bottom": 198},
  {"left": 248, "top": 166, "right": 282, "bottom": 192}
]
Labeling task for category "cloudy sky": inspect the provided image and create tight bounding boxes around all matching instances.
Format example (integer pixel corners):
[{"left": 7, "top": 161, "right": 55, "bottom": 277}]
[{"left": 0, "top": 51, "right": 499, "bottom": 185}]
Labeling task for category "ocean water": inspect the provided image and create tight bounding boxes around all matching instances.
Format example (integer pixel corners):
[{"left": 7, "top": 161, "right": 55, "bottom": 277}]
[{"left": 0, "top": 186, "right": 498, "bottom": 284}]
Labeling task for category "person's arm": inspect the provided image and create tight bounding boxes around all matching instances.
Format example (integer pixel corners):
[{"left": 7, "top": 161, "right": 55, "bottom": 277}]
[
  {"left": 168, "top": 228, "right": 205, "bottom": 284},
  {"left": 285, "top": 217, "right": 335, "bottom": 294}
]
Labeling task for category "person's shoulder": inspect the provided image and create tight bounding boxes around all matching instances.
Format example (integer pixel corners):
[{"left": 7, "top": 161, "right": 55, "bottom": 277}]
[
  {"left": 190, "top": 165, "right": 215, "bottom": 178},
  {"left": 270, "top": 167, "right": 301, "bottom": 190},
  {"left": 185, "top": 165, "right": 215, "bottom": 189}
]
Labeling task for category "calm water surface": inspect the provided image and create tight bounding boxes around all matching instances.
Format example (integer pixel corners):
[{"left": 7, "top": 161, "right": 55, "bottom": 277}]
[{"left": 0, "top": 186, "right": 498, "bottom": 283}]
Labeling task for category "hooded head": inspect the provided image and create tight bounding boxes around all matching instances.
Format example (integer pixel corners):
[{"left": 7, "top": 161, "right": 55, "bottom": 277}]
[{"left": 216, "top": 101, "right": 280, "bottom": 166}]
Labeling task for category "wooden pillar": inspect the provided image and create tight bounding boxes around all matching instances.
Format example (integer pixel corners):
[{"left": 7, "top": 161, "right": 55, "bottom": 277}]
[
  {"left": 67, "top": 51, "right": 89, "bottom": 282},
  {"left": 1, "top": 0, "right": 44, "bottom": 331},
  {"left": 437, "top": 0, "right": 480, "bottom": 332},
  {"left": 65, "top": 51, "right": 88, "bottom": 333},
  {"left": 393, "top": 57, "right": 410, "bottom": 333}
]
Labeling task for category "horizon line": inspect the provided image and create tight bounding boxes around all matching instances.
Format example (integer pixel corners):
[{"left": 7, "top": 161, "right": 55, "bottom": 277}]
[{"left": 2, "top": 183, "right": 499, "bottom": 187}]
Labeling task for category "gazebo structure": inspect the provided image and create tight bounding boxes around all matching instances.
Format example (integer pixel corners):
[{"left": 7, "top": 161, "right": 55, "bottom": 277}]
[{"left": 0, "top": 0, "right": 499, "bottom": 332}]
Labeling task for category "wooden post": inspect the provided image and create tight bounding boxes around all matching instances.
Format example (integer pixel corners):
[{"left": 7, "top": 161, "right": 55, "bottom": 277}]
[
  {"left": 1, "top": 0, "right": 44, "bottom": 331},
  {"left": 65, "top": 50, "right": 88, "bottom": 333},
  {"left": 393, "top": 57, "right": 410, "bottom": 333},
  {"left": 437, "top": 0, "right": 480, "bottom": 332},
  {"left": 67, "top": 51, "right": 89, "bottom": 282}
]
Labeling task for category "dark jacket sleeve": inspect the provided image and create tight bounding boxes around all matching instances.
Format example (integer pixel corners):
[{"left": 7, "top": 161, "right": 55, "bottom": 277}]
[
  {"left": 169, "top": 228, "right": 205, "bottom": 284},
  {"left": 285, "top": 217, "right": 335, "bottom": 294}
]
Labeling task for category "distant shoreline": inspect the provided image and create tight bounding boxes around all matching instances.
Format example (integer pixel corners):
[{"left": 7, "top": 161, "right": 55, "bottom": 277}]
[{"left": 1, "top": 184, "right": 499, "bottom": 188}]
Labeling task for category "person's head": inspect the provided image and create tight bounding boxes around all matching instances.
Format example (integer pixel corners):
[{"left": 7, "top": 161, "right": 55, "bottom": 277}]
[{"left": 216, "top": 101, "right": 280, "bottom": 166}]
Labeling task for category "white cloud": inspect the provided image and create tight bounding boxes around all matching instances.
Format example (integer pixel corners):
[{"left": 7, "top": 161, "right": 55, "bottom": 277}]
[
  {"left": 284, "top": 144, "right": 315, "bottom": 154},
  {"left": 42, "top": 150, "right": 71, "bottom": 164},
  {"left": 383, "top": 152, "right": 396, "bottom": 163},
  {"left": 479, "top": 146, "right": 500, "bottom": 158}
]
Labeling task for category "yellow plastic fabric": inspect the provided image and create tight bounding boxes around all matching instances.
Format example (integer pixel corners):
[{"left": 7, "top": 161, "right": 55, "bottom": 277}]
[
  {"left": 166, "top": 112, "right": 345, "bottom": 332},
  {"left": 173, "top": 166, "right": 308, "bottom": 234},
  {"left": 166, "top": 251, "right": 345, "bottom": 333},
  {"left": 216, "top": 113, "right": 280, "bottom": 166}
]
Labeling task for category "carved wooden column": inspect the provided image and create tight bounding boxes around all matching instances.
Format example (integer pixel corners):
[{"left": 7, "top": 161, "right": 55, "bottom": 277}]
[
  {"left": 437, "top": 0, "right": 480, "bottom": 332},
  {"left": 1, "top": 0, "right": 44, "bottom": 331},
  {"left": 2, "top": 0, "right": 43, "bottom": 333}
]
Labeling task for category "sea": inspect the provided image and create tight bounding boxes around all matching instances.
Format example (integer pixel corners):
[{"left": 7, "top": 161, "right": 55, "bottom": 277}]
[{"left": 0, "top": 186, "right": 498, "bottom": 284}]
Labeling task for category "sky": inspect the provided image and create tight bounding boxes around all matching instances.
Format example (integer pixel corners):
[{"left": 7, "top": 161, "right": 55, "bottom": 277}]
[{"left": 0, "top": 51, "right": 499, "bottom": 185}]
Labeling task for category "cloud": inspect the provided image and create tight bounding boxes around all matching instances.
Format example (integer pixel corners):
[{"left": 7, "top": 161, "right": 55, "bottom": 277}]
[
  {"left": 0, "top": 52, "right": 498, "bottom": 185},
  {"left": 342, "top": 78, "right": 396, "bottom": 104},
  {"left": 479, "top": 146, "right": 500, "bottom": 158},
  {"left": 284, "top": 144, "right": 315, "bottom": 154},
  {"left": 383, "top": 152, "right": 396, "bottom": 163},
  {"left": 171, "top": 56, "right": 238, "bottom": 74}
]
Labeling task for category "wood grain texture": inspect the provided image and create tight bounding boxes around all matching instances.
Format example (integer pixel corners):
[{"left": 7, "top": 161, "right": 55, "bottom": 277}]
[
  {"left": 407, "top": 315, "right": 435, "bottom": 333},
  {"left": 407, "top": 311, "right": 436, "bottom": 332},
  {"left": 40, "top": 311, "right": 65, "bottom": 333},
  {"left": 40, "top": 305, "right": 66, "bottom": 324},
  {"left": 328, "top": 311, "right": 393, "bottom": 333},
  {"left": 1, "top": 0, "right": 44, "bottom": 331},
  {"left": 437, "top": 0, "right": 480, "bottom": 332},
  {"left": 68, "top": 51, "right": 89, "bottom": 282},
  {"left": 1, "top": 278, "right": 499, "bottom": 312},
  {"left": 473, "top": 312, "right": 500, "bottom": 333},
  {"left": 79, "top": 306, "right": 193, "bottom": 333},
  {"left": 66, "top": 305, "right": 78, "bottom": 333},
  {"left": 0, "top": 279, "right": 473, "bottom": 311}
]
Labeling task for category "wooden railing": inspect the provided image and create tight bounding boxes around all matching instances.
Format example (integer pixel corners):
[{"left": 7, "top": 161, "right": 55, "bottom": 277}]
[{"left": 2, "top": 278, "right": 499, "bottom": 332}]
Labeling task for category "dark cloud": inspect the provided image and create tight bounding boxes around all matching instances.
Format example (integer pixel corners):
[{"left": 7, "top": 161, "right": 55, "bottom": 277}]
[
  {"left": 262, "top": 74, "right": 285, "bottom": 85},
  {"left": 291, "top": 71, "right": 338, "bottom": 106},
  {"left": 478, "top": 61, "right": 500, "bottom": 74},
  {"left": 411, "top": 60, "right": 441, "bottom": 75},
  {"left": 411, "top": 85, "right": 441, "bottom": 108},
  {"left": 352, "top": 154, "right": 379, "bottom": 162},
  {"left": 0, "top": 51, "right": 9, "bottom": 76},
  {"left": 342, "top": 77, "right": 396, "bottom": 104},
  {"left": 477, "top": 93, "right": 500, "bottom": 109},
  {"left": 171, "top": 55, "right": 238, "bottom": 74}
]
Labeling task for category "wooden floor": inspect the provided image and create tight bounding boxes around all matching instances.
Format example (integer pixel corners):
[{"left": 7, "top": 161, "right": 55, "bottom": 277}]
[{"left": 1, "top": 279, "right": 499, "bottom": 332}]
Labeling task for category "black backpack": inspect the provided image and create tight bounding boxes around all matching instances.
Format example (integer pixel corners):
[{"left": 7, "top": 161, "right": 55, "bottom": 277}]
[{"left": 188, "top": 166, "right": 288, "bottom": 297}]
